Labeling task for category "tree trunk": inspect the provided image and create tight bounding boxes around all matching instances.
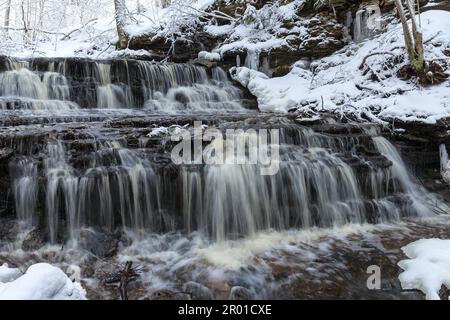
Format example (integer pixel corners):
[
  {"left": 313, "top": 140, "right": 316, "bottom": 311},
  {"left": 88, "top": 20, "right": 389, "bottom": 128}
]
[
  {"left": 161, "top": 0, "right": 171, "bottom": 8},
  {"left": 394, "top": 0, "right": 425, "bottom": 73},
  {"left": 4, "top": 0, "right": 11, "bottom": 31},
  {"left": 405, "top": 0, "right": 425, "bottom": 71},
  {"left": 114, "top": 0, "right": 129, "bottom": 49}
]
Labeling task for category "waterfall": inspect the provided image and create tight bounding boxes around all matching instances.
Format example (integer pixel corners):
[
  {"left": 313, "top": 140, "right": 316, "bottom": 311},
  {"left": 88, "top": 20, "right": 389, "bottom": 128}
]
[
  {"left": 353, "top": 9, "right": 365, "bottom": 43},
  {"left": 95, "top": 62, "right": 133, "bottom": 109},
  {"left": 6, "top": 122, "right": 445, "bottom": 244},
  {"left": 0, "top": 67, "right": 77, "bottom": 111},
  {"left": 353, "top": 4, "right": 381, "bottom": 43},
  {"left": 9, "top": 158, "right": 38, "bottom": 225},
  {"left": 45, "top": 141, "right": 79, "bottom": 243},
  {"left": 373, "top": 136, "right": 439, "bottom": 217},
  {"left": 1, "top": 56, "right": 446, "bottom": 247},
  {"left": 0, "top": 58, "right": 247, "bottom": 113}
]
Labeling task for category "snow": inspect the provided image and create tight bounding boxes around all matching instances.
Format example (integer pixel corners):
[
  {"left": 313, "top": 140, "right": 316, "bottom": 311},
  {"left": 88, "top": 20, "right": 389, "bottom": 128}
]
[
  {"left": 211, "top": 1, "right": 307, "bottom": 60},
  {"left": 0, "top": 264, "right": 22, "bottom": 283},
  {"left": 148, "top": 126, "right": 170, "bottom": 138},
  {"left": 198, "top": 51, "right": 221, "bottom": 61},
  {"left": 398, "top": 239, "right": 450, "bottom": 300},
  {"left": 0, "top": 263, "right": 86, "bottom": 300},
  {"left": 124, "top": 0, "right": 216, "bottom": 38},
  {"left": 231, "top": 10, "right": 450, "bottom": 123},
  {"left": 147, "top": 124, "right": 193, "bottom": 138}
]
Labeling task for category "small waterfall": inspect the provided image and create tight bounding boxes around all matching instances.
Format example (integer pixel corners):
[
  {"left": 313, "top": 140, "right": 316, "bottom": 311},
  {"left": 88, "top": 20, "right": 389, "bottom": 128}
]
[
  {"left": 353, "top": 9, "right": 365, "bottom": 42},
  {"left": 94, "top": 62, "right": 133, "bottom": 108},
  {"left": 353, "top": 4, "right": 381, "bottom": 43},
  {"left": 141, "top": 63, "right": 244, "bottom": 113},
  {"left": 373, "top": 136, "right": 437, "bottom": 217},
  {"left": 0, "top": 57, "right": 247, "bottom": 113},
  {"left": 0, "top": 63, "right": 77, "bottom": 111},
  {"left": 439, "top": 144, "right": 450, "bottom": 183},
  {"left": 45, "top": 141, "right": 79, "bottom": 242},
  {"left": 12, "top": 139, "right": 164, "bottom": 243},
  {"left": 9, "top": 158, "right": 38, "bottom": 225}
]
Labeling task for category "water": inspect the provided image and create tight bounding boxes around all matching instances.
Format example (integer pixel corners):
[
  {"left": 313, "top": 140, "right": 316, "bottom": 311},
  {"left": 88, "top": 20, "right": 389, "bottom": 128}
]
[
  {"left": 0, "top": 57, "right": 247, "bottom": 113},
  {"left": 6, "top": 122, "right": 443, "bottom": 244},
  {"left": 0, "top": 56, "right": 448, "bottom": 299}
]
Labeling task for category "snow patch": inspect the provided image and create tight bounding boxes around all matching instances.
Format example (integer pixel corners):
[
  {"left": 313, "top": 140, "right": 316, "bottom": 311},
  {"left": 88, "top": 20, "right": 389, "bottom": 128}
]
[
  {"left": 0, "top": 264, "right": 22, "bottom": 283},
  {"left": 398, "top": 239, "right": 450, "bottom": 300},
  {"left": 198, "top": 51, "right": 221, "bottom": 61},
  {"left": 0, "top": 263, "right": 87, "bottom": 300}
]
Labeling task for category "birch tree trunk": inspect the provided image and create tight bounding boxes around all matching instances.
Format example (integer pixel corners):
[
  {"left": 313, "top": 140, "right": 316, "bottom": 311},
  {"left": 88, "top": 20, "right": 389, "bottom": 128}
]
[
  {"left": 4, "top": 0, "right": 12, "bottom": 31},
  {"left": 394, "top": 0, "right": 425, "bottom": 72},
  {"left": 114, "top": 0, "right": 129, "bottom": 49}
]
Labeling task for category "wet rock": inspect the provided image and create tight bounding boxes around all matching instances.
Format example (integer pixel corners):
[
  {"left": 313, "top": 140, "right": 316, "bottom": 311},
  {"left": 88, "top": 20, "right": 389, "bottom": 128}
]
[
  {"left": 0, "top": 148, "right": 14, "bottom": 161},
  {"left": 22, "top": 228, "right": 47, "bottom": 251},
  {"left": 151, "top": 289, "right": 191, "bottom": 300},
  {"left": 79, "top": 229, "right": 119, "bottom": 258},
  {"left": 229, "top": 286, "right": 255, "bottom": 300},
  {"left": 0, "top": 218, "right": 18, "bottom": 243},
  {"left": 129, "top": 32, "right": 223, "bottom": 63},
  {"left": 183, "top": 281, "right": 215, "bottom": 300},
  {"left": 194, "top": 59, "right": 218, "bottom": 69}
]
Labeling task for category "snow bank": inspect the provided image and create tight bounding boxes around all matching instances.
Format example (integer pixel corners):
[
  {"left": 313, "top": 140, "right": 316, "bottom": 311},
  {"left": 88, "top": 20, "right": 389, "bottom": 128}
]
[
  {"left": 398, "top": 239, "right": 450, "bottom": 300},
  {"left": 0, "top": 263, "right": 86, "bottom": 300},
  {"left": 198, "top": 51, "right": 221, "bottom": 61},
  {"left": 232, "top": 10, "right": 450, "bottom": 123}
]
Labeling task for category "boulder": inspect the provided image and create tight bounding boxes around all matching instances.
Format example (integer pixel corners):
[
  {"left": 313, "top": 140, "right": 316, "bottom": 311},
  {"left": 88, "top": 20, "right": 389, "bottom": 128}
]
[
  {"left": 78, "top": 229, "right": 119, "bottom": 258},
  {"left": 22, "top": 228, "right": 47, "bottom": 251},
  {"left": 183, "top": 281, "right": 215, "bottom": 300}
]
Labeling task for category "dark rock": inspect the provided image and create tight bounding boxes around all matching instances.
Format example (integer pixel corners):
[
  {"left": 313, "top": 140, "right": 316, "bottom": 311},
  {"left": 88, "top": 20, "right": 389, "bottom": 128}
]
[
  {"left": 79, "top": 229, "right": 119, "bottom": 258},
  {"left": 0, "top": 218, "right": 18, "bottom": 243},
  {"left": 229, "top": 286, "right": 255, "bottom": 300},
  {"left": 22, "top": 228, "right": 47, "bottom": 251},
  {"left": 183, "top": 281, "right": 215, "bottom": 300},
  {"left": 128, "top": 32, "right": 223, "bottom": 63},
  {"left": 150, "top": 289, "right": 191, "bottom": 300}
]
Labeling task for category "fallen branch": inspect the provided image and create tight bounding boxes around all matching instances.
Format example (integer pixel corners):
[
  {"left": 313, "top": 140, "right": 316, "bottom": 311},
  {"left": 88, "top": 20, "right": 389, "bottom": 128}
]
[
  {"left": 0, "top": 26, "right": 66, "bottom": 36},
  {"left": 102, "top": 261, "right": 142, "bottom": 300},
  {"left": 359, "top": 52, "right": 396, "bottom": 69},
  {"left": 61, "top": 18, "right": 98, "bottom": 40}
]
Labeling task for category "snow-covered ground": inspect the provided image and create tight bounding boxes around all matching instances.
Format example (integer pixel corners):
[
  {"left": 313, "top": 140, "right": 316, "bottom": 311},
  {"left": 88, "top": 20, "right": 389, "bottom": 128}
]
[
  {"left": 398, "top": 239, "right": 450, "bottom": 300},
  {"left": 232, "top": 10, "right": 450, "bottom": 124},
  {"left": 0, "top": 263, "right": 86, "bottom": 300}
]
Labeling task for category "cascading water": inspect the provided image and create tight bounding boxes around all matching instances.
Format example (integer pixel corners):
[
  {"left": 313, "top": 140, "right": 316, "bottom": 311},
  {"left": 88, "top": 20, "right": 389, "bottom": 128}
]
[
  {"left": 0, "top": 56, "right": 448, "bottom": 299},
  {"left": 0, "top": 57, "right": 246, "bottom": 113},
  {"left": 6, "top": 122, "right": 443, "bottom": 244}
]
